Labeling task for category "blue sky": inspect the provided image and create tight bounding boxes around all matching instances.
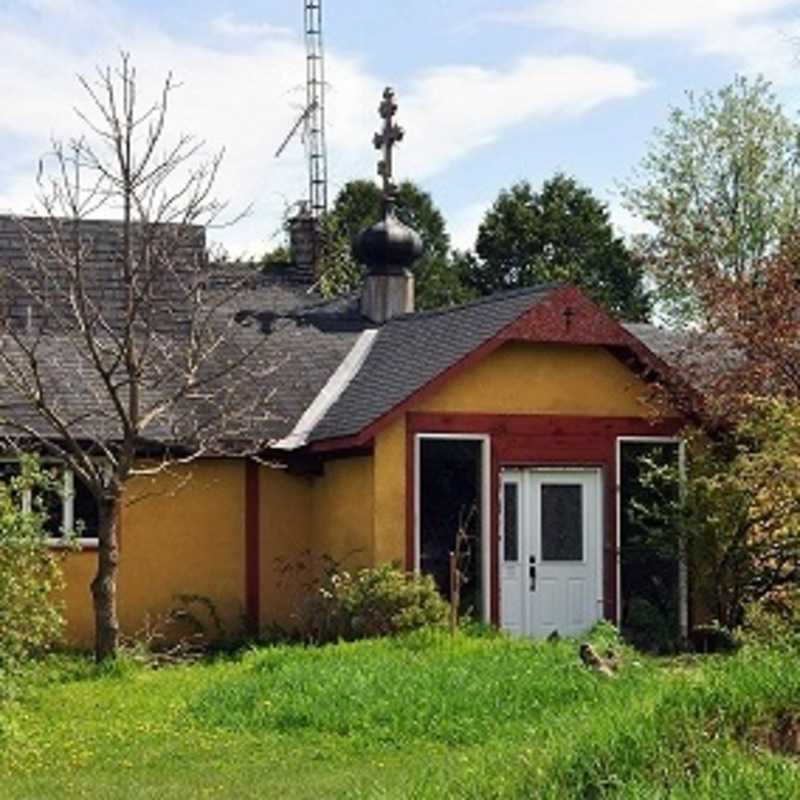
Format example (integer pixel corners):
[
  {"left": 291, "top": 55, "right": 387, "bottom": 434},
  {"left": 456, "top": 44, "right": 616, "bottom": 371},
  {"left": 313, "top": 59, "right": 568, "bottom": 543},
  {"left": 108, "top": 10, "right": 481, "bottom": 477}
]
[{"left": 2, "top": 1, "right": 800, "bottom": 256}]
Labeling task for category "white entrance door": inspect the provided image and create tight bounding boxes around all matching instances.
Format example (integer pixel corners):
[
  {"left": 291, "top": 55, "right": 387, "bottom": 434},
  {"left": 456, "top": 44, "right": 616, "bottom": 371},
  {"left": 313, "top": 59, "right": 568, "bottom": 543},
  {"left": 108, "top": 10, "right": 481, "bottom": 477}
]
[{"left": 500, "top": 469, "right": 603, "bottom": 639}]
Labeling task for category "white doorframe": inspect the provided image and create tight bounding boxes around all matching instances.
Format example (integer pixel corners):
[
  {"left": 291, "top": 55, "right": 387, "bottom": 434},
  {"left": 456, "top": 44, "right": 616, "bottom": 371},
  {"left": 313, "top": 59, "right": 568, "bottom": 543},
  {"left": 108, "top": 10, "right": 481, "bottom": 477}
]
[
  {"left": 414, "top": 433, "right": 491, "bottom": 623},
  {"left": 615, "top": 437, "right": 687, "bottom": 641},
  {"left": 500, "top": 466, "right": 604, "bottom": 638}
]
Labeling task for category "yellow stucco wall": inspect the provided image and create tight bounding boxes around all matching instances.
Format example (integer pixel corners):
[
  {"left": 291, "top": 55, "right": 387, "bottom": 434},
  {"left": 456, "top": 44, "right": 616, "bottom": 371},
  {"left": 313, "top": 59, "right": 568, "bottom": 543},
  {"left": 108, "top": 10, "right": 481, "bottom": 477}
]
[
  {"left": 58, "top": 460, "right": 246, "bottom": 649},
  {"left": 415, "top": 342, "right": 651, "bottom": 416},
  {"left": 259, "top": 466, "right": 312, "bottom": 629},
  {"left": 371, "top": 341, "right": 656, "bottom": 566},
  {"left": 311, "top": 457, "right": 374, "bottom": 569},
  {"left": 255, "top": 457, "right": 374, "bottom": 633},
  {"left": 57, "top": 342, "right": 659, "bottom": 647}
]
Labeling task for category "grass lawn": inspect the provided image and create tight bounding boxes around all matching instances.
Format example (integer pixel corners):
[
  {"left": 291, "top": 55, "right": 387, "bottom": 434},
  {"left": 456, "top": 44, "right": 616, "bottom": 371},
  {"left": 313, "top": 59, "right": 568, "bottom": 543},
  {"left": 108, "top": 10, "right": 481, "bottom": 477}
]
[{"left": 2, "top": 625, "right": 800, "bottom": 799}]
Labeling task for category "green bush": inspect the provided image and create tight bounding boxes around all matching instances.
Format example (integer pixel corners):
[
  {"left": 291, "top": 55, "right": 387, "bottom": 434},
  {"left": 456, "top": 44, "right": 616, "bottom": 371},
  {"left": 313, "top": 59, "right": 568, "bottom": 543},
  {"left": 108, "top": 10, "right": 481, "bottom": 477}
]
[
  {"left": 0, "top": 457, "right": 66, "bottom": 673},
  {"left": 741, "top": 587, "right": 800, "bottom": 651},
  {"left": 311, "top": 563, "right": 449, "bottom": 643}
]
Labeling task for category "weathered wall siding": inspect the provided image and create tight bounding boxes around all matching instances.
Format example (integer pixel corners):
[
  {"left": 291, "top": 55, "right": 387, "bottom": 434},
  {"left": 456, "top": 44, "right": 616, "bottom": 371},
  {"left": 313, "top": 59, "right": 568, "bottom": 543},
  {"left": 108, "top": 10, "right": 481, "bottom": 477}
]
[
  {"left": 415, "top": 342, "right": 651, "bottom": 416},
  {"left": 59, "top": 460, "right": 246, "bottom": 648},
  {"left": 259, "top": 466, "right": 312, "bottom": 630},
  {"left": 311, "top": 456, "right": 374, "bottom": 571}
]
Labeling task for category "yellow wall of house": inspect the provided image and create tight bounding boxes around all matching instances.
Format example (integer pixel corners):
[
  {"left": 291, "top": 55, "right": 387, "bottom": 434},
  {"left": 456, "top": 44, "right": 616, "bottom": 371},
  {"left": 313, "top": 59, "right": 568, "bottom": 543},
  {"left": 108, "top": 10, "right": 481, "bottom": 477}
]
[
  {"left": 58, "top": 460, "right": 246, "bottom": 649},
  {"left": 371, "top": 341, "right": 656, "bottom": 566},
  {"left": 373, "top": 416, "right": 407, "bottom": 568},
  {"left": 415, "top": 341, "right": 651, "bottom": 416},
  {"left": 311, "top": 456, "right": 374, "bottom": 569},
  {"left": 259, "top": 466, "right": 312, "bottom": 630},
  {"left": 253, "top": 457, "right": 374, "bottom": 633},
  {"left": 57, "top": 343, "right": 659, "bottom": 647}
]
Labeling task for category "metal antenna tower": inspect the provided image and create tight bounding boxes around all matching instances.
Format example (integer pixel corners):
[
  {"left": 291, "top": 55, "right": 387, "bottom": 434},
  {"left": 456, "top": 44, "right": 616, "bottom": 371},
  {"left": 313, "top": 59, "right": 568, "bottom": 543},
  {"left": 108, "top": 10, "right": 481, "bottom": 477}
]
[{"left": 304, "top": 0, "right": 327, "bottom": 219}]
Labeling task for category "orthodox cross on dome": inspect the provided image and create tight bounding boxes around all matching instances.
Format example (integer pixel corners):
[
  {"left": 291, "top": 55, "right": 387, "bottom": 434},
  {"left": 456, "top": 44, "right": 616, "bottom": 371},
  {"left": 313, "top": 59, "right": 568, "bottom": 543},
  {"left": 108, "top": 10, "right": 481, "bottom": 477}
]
[{"left": 373, "top": 87, "right": 405, "bottom": 212}]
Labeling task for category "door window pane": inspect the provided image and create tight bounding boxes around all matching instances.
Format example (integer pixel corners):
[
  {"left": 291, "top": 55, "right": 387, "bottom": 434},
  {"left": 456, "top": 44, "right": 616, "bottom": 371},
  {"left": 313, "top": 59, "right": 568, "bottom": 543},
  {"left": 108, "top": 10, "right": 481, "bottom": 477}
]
[
  {"left": 503, "top": 482, "right": 519, "bottom": 562},
  {"left": 541, "top": 484, "right": 583, "bottom": 561}
]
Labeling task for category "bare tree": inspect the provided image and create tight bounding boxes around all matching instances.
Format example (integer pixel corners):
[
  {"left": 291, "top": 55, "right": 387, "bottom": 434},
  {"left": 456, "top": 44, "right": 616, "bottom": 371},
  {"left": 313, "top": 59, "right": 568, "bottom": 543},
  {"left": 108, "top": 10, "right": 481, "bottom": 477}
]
[{"left": 0, "top": 54, "right": 273, "bottom": 661}]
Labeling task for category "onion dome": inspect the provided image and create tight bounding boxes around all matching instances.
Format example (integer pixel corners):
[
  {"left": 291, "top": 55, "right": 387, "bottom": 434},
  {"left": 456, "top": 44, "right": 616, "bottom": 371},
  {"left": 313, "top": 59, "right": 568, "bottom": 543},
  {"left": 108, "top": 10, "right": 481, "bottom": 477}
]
[{"left": 354, "top": 209, "right": 423, "bottom": 275}]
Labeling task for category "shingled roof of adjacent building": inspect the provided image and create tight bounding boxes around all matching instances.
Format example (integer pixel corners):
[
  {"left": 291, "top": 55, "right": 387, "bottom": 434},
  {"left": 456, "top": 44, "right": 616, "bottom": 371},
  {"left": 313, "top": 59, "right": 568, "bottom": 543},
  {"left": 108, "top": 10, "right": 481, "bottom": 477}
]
[
  {"left": 0, "top": 215, "right": 370, "bottom": 445},
  {"left": 307, "top": 285, "right": 560, "bottom": 443}
]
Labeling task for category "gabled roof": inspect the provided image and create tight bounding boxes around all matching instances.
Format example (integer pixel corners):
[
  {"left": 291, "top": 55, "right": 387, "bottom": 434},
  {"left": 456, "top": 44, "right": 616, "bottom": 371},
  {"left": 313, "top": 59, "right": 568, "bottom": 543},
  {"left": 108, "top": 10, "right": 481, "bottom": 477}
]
[
  {"left": 0, "top": 214, "right": 688, "bottom": 454},
  {"left": 308, "top": 286, "right": 557, "bottom": 443},
  {"left": 305, "top": 284, "right": 678, "bottom": 447}
]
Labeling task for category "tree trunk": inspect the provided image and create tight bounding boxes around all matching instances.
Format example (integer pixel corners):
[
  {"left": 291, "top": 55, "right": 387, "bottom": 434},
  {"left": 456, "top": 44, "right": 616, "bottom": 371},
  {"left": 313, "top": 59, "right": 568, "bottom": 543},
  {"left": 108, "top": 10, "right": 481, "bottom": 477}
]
[{"left": 91, "top": 496, "right": 121, "bottom": 662}]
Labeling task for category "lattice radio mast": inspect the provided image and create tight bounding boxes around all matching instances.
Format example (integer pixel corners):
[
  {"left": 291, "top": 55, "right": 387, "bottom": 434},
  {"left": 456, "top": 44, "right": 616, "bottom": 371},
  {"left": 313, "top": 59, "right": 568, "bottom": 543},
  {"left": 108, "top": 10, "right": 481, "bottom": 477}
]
[
  {"left": 304, "top": 0, "right": 327, "bottom": 218},
  {"left": 273, "top": 1, "right": 329, "bottom": 282}
]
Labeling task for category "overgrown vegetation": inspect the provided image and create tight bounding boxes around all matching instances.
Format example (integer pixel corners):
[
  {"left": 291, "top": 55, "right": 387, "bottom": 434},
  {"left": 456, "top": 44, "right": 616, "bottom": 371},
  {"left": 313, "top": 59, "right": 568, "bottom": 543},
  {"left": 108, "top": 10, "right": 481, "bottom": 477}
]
[
  {"left": 635, "top": 399, "right": 800, "bottom": 631},
  {"left": 0, "top": 457, "right": 65, "bottom": 679},
  {"left": 2, "top": 628, "right": 800, "bottom": 798}
]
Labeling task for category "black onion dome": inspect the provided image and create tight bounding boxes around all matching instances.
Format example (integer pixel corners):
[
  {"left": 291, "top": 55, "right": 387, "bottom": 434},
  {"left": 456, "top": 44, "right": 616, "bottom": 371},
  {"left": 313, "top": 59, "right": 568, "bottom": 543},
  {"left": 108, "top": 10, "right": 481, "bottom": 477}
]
[{"left": 354, "top": 211, "right": 423, "bottom": 275}]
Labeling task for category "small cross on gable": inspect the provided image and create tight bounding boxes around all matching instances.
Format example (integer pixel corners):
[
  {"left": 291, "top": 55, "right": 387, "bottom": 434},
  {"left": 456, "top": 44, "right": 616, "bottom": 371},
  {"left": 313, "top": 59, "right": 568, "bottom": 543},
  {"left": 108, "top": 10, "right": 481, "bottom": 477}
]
[
  {"left": 373, "top": 87, "right": 405, "bottom": 203},
  {"left": 563, "top": 306, "right": 576, "bottom": 331}
]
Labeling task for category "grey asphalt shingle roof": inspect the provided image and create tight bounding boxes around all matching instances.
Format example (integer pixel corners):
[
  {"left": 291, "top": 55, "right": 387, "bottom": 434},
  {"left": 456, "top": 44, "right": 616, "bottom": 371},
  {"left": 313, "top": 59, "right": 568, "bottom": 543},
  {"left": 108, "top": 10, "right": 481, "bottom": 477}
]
[
  {"left": 308, "top": 285, "right": 559, "bottom": 442},
  {"left": 0, "top": 215, "right": 698, "bottom": 453},
  {"left": 0, "top": 216, "right": 368, "bottom": 446}
]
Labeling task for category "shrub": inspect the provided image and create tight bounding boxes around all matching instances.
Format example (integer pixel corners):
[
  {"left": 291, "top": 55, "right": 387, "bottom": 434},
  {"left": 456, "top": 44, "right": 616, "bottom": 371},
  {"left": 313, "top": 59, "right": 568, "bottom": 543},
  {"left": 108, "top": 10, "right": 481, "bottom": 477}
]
[
  {"left": 310, "top": 563, "right": 449, "bottom": 643},
  {"left": 0, "top": 457, "right": 66, "bottom": 673},
  {"left": 634, "top": 398, "right": 800, "bottom": 631},
  {"left": 741, "top": 586, "right": 800, "bottom": 651}
]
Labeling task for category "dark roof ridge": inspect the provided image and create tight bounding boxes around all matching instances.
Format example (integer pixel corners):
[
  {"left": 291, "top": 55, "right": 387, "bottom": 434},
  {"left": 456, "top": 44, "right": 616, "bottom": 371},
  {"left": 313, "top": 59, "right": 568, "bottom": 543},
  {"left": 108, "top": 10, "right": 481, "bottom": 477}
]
[{"left": 385, "top": 283, "right": 565, "bottom": 325}]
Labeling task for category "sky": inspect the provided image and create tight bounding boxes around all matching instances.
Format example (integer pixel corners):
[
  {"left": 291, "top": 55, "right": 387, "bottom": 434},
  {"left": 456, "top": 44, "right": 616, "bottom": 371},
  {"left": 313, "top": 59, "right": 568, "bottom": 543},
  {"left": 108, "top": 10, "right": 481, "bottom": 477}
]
[{"left": 2, "top": 0, "right": 800, "bottom": 258}]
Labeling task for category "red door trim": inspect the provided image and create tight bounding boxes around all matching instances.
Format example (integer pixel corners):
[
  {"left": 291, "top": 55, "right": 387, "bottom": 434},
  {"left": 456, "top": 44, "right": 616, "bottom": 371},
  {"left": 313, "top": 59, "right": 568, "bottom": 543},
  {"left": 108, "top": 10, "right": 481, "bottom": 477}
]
[{"left": 406, "top": 412, "right": 683, "bottom": 626}]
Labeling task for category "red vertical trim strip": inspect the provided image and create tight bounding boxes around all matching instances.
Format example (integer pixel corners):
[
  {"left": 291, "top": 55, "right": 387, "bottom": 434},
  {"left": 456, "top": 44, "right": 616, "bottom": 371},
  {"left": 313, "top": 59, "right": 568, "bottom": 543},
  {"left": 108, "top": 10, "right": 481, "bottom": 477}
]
[
  {"left": 245, "top": 460, "right": 261, "bottom": 635},
  {"left": 490, "top": 440, "right": 500, "bottom": 625},
  {"left": 405, "top": 424, "right": 415, "bottom": 571},
  {"left": 605, "top": 450, "right": 618, "bottom": 623}
]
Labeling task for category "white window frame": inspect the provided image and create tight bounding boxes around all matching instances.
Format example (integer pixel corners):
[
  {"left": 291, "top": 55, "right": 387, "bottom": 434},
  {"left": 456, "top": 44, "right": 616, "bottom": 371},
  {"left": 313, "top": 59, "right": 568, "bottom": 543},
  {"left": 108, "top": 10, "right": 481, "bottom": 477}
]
[
  {"left": 0, "top": 458, "right": 99, "bottom": 548},
  {"left": 413, "top": 433, "right": 492, "bottom": 624},
  {"left": 615, "top": 436, "right": 687, "bottom": 641}
]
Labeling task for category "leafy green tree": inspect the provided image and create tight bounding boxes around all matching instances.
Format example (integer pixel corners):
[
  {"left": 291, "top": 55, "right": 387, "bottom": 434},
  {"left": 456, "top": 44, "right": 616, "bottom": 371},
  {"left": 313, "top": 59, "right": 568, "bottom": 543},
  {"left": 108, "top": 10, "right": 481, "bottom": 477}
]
[
  {"left": 260, "top": 244, "right": 292, "bottom": 270},
  {"left": 467, "top": 174, "right": 650, "bottom": 320},
  {"left": 320, "top": 180, "right": 472, "bottom": 309},
  {"left": 622, "top": 75, "right": 800, "bottom": 325}
]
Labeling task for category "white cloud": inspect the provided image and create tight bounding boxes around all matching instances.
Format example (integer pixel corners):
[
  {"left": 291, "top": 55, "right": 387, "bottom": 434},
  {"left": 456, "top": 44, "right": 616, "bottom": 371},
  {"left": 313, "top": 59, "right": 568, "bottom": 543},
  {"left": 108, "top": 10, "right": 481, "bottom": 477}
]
[
  {"left": 484, "top": 0, "right": 800, "bottom": 84},
  {"left": 699, "top": 19, "right": 800, "bottom": 82},
  {"left": 512, "top": 0, "right": 794, "bottom": 38},
  {"left": 211, "top": 15, "right": 291, "bottom": 40},
  {"left": 400, "top": 56, "right": 647, "bottom": 181},
  {"left": 0, "top": 4, "right": 648, "bottom": 257}
]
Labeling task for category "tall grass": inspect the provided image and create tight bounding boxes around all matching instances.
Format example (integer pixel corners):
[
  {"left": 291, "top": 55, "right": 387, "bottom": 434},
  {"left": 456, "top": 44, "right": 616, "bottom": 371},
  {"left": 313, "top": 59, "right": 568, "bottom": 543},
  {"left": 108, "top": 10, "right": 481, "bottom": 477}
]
[{"left": 2, "top": 627, "right": 800, "bottom": 798}]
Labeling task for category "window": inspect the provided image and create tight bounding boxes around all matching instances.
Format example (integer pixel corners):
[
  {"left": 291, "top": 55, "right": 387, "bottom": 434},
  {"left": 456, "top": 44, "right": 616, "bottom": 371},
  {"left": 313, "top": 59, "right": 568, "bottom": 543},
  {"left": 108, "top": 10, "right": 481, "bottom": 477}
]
[
  {"left": 0, "top": 460, "right": 99, "bottom": 544},
  {"left": 503, "top": 482, "right": 519, "bottom": 562},
  {"left": 540, "top": 484, "right": 584, "bottom": 561}
]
